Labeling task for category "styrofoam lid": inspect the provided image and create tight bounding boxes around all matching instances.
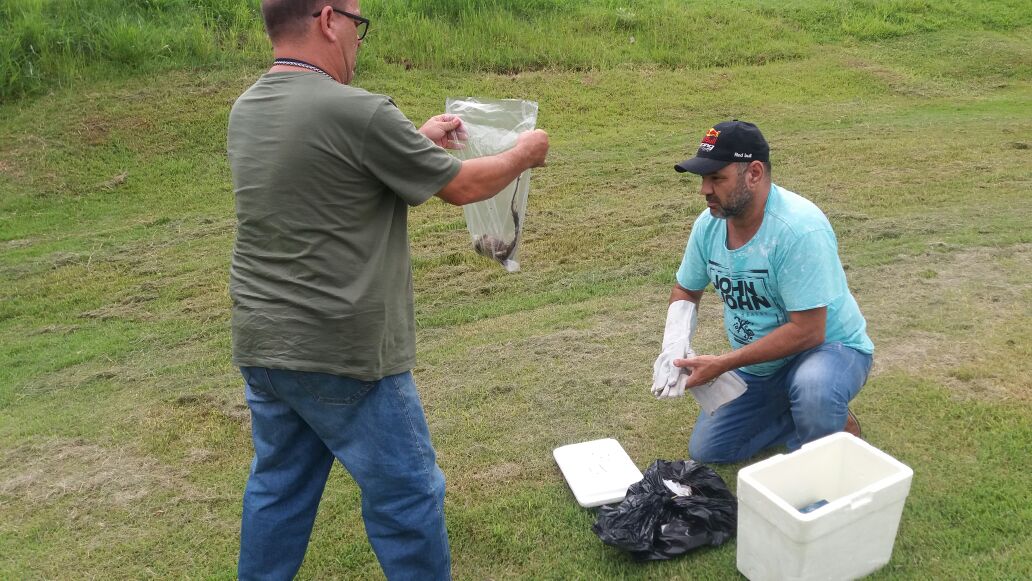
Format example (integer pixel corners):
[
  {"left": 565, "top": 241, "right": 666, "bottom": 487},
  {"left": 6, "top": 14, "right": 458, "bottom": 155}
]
[{"left": 553, "top": 438, "right": 644, "bottom": 508}]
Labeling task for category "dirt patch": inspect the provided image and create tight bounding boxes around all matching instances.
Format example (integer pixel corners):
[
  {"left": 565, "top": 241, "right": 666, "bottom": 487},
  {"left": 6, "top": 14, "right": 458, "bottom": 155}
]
[
  {"left": 173, "top": 391, "right": 250, "bottom": 425},
  {"left": 179, "top": 291, "right": 230, "bottom": 321},
  {"left": 0, "top": 158, "right": 24, "bottom": 179},
  {"left": 19, "top": 357, "right": 153, "bottom": 398},
  {"left": 183, "top": 447, "right": 219, "bottom": 465},
  {"left": 96, "top": 171, "right": 128, "bottom": 191},
  {"left": 471, "top": 461, "right": 524, "bottom": 483},
  {"left": 17, "top": 336, "right": 237, "bottom": 400},
  {"left": 49, "top": 251, "right": 86, "bottom": 268},
  {"left": 843, "top": 55, "right": 945, "bottom": 98},
  {"left": 860, "top": 243, "right": 1031, "bottom": 402},
  {"left": 3, "top": 238, "right": 33, "bottom": 249},
  {"left": 0, "top": 438, "right": 193, "bottom": 506},
  {"left": 76, "top": 116, "right": 111, "bottom": 147},
  {"left": 28, "top": 324, "right": 81, "bottom": 336},
  {"left": 79, "top": 291, "right": 159, "bottom": 322}
]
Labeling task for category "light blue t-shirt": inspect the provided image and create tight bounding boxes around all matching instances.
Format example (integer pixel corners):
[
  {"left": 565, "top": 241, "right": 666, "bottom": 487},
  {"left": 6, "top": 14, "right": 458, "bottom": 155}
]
[{"left": 676, "top": 184, "right": 874, "bottom": 376}]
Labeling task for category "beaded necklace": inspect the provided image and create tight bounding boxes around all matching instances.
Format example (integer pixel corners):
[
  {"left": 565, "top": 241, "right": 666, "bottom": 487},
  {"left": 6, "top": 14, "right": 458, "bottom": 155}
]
[{"left": 272, "top": 58, "right": 336, "bottom": 82}]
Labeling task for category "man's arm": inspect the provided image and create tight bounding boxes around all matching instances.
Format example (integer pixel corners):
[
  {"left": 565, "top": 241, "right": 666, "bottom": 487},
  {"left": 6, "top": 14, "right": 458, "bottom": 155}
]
[
  {"left": 676, "top": 306, "right": 827, "bottom": 387},
  {"left": 670, "top": 284, "right": 703, "bottom": 305},
  {"left": 435, "top": 130, "right": 549, "bottom": 206}
]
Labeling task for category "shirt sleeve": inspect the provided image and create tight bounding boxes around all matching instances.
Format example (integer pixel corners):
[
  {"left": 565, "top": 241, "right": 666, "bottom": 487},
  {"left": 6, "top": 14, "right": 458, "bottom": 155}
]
[
  {"left": 361, "top": 99, "right": 462, "bottom": 206},
  {"left": 777, "top": 229, "right": 843, "bottom": 311},
  {"left": 675, "top": 216, "right": 711, "bottom": 291}
]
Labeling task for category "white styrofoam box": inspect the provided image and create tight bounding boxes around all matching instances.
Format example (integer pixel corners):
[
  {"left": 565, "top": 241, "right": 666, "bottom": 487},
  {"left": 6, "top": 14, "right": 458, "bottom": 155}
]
[
  {"left": 737, "top": 432, "right": 913, "bottom": 581},
  {"left": 553, "top": 438, "right": 644, "bottom": 508}
]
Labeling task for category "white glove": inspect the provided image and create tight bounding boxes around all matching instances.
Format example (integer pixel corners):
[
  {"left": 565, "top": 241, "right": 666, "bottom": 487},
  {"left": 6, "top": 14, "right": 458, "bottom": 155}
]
[
  {"left": 689, "top": 371, "right": 748, "bottom": 414},
  {"left": 658, "top": 362, "right": 691, "bottom": 399},
  {"left": 651, "top": 300, "right": 697, "bottom": 399}
]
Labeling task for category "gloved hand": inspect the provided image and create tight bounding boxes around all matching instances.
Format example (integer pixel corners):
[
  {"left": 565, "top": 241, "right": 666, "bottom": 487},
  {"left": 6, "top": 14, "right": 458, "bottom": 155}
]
[
  {"left": 651, "top": 300, "right": 697, "bottom": 399},
  {"left": 657, "top": 353, "right": 692, "bottom": 399}
]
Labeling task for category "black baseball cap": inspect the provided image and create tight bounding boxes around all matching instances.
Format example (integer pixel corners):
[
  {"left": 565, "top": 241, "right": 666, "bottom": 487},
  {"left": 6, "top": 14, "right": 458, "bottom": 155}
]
[{"left": 675, "top": 120, "right": 769, "bottom": 175}]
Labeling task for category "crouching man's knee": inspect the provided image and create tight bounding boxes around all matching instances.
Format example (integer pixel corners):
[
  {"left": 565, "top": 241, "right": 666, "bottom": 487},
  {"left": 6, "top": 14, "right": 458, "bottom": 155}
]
[{"left": 689, "top": 433, "right": 738, "bottom": 465}]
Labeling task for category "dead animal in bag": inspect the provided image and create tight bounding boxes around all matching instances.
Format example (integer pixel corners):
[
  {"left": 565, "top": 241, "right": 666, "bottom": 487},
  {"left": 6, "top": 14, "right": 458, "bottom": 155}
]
[{"left": 445, "top": 97, "right": 538, "bottom": 272}]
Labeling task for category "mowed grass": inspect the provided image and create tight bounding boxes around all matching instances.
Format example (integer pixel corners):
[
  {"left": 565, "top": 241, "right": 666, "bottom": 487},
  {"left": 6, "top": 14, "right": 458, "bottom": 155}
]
[
  {"left": 3, "top": 0, "right": 1030, "bottom": 99},
  {"left": 2, "top": 2, "right": 1031, "bottom": 579}
]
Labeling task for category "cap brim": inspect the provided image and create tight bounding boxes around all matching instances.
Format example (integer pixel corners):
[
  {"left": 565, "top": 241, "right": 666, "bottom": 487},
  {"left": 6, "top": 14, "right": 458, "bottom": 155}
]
[{"left": 674, "top": 156, "right": 730, "bottom": 175}]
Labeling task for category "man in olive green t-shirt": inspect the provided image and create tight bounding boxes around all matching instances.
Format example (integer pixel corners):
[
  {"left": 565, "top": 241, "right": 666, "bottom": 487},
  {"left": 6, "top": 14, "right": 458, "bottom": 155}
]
[{"left": 227, "top": 2, "right": 548, "bottom": 580}]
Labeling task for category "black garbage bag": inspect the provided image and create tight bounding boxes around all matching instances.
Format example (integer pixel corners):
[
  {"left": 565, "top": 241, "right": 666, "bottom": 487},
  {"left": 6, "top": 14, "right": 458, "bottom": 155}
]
[{"left": 592, "top": 459, "right": 737, "bottom": 561}]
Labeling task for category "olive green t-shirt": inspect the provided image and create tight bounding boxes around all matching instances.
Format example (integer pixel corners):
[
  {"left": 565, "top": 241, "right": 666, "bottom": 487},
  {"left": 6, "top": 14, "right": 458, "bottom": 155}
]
[{"left": 227, "top": 72, "right": 461, "bottom": 380}]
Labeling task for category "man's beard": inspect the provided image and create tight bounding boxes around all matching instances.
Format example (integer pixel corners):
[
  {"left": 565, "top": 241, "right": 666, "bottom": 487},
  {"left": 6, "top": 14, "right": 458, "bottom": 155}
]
[{"left": 710, "top": 175, "right": 752, "bottom": 219}]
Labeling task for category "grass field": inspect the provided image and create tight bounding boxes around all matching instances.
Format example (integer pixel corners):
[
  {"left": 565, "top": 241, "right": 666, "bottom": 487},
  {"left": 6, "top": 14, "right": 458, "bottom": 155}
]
[{"left": 1, "top": 1, "right": 1031, "bottom": 579}]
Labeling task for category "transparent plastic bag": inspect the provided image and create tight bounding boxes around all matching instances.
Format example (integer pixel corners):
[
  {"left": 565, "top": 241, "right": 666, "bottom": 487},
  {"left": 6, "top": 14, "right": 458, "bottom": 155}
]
[{"left": 445, "top": 97, "right": 538, "bottom": 272}]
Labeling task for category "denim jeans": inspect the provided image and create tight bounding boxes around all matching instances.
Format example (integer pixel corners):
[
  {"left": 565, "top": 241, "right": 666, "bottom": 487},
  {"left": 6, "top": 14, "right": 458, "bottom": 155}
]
[
  {"left": 688, "top": 342, "right": 873, "bottom": 464},
  {"left": 237, "top": 367, "right": 450, "bottom": 581}
]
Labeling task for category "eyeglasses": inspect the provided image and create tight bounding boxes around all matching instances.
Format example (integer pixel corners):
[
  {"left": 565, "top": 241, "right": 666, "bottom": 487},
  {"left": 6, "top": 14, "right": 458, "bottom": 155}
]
[{"left": 312, "top": 7, "right": 370, "bottom": 40}]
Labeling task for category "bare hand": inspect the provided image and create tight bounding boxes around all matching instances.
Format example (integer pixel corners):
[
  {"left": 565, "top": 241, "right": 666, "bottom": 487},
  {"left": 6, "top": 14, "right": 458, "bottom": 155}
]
[
  {"left": 516, "top": 129, "right": 549, "bottom": 168},
  {"left": 420, "top": 114, "right": 467, "bottom": 149},
  {"left": 674, "top": 355, "right": 728, "bottom": 388}
]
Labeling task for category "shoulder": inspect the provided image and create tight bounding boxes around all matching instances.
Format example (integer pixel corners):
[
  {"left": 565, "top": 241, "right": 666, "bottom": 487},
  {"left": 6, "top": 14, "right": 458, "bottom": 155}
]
[
  {"left": 690, "top": 208, "right": 719, "bottom": 235},
  {"left": 765, "top": 184, "right": 833, "bottom": 237},
  {"left": 316, "top": 82, "right": 395, "bottom": 120},
  {"left": 333, "top": 84, "right": 394, "bottom": 108},
  {"left": 309, "top": 83, "right": 417, "bottom": 140},
  {"left": 232, "top": 75, "right": 395, "bottom": 125},
  {"left": 686, "top": 209, "right": 722, "bottom": 249}
]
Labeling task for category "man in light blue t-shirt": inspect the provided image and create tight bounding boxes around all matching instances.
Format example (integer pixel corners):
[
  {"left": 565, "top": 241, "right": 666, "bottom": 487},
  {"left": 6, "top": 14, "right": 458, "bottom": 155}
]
[{"left": 651, "top": 120, "right": 874, "bottom": 464}]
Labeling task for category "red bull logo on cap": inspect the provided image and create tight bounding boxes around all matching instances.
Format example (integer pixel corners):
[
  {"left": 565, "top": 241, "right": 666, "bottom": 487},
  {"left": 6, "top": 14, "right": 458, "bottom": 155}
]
[{"left": 699, "top": 128, "right": 720, "bottom": 152}]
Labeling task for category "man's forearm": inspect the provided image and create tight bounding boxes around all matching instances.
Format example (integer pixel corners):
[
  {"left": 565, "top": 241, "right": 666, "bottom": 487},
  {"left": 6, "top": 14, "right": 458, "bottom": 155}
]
[
  {"left": 670, "top": 284, "right": 703, "bottom": 305},
  {"left": 436, "top": 131, "right": 547, "bottom": 206},
  {"left": 718, "top": 318, "right": 824, "bottom": 372},
  {"left": 436, "top": 153, "right": 524, "bottom": 206}
]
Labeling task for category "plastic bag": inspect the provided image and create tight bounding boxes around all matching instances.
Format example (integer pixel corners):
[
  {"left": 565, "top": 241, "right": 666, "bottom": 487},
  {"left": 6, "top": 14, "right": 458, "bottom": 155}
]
[
  {"left": 592, "top": 459, "right": 737, "bottom": 561},
  {"left": 445, "top": 97, "right": 538, "bottom": 272}
]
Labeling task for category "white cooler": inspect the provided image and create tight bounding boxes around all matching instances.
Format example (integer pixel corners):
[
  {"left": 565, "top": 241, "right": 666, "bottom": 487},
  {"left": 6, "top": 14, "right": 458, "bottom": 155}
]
[{"left": 736, "top": 432, "right": 913, "bottom": 581}]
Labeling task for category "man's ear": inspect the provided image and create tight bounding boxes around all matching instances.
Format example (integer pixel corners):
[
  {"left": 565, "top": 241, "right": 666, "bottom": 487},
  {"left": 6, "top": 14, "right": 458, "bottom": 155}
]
[
  {"left": 747, "top": 160, "right": 764, "bottom": 186},
  {"left": 314, "top": 6, "right": 338, "bottom": 42}
]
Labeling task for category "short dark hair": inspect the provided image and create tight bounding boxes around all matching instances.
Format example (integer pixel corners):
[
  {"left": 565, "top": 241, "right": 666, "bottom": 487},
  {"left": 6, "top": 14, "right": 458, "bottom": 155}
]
[
  {"left": 736, "top": 160, "right": 773, "bottom": 178},
  {"left": 262, "top": 0, "right": 343, "bottom": 42}
]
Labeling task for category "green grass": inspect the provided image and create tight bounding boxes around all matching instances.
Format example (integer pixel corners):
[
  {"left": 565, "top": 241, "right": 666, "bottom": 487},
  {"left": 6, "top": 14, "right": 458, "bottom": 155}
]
[
  {"left": 3, "top": 0, "right": 1030, "bottom": 100},
  {"left": 2, "top": 0, "right": 1031, "bottom": 579}
]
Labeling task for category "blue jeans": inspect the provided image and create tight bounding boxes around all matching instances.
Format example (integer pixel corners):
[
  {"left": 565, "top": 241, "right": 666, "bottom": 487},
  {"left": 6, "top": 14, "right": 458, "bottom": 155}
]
[
  {"left": 237, "top": 367, "right": 450, "bottom": 581},
  {"left": 688, "top": 342, "right": 873, "bottom": 464}
]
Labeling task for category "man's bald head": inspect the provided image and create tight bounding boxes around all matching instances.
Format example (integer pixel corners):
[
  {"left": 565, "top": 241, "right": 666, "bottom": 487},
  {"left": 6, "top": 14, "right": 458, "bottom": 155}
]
[{"left": 261, "top": 0, "right": 357, "bottom": 43}]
